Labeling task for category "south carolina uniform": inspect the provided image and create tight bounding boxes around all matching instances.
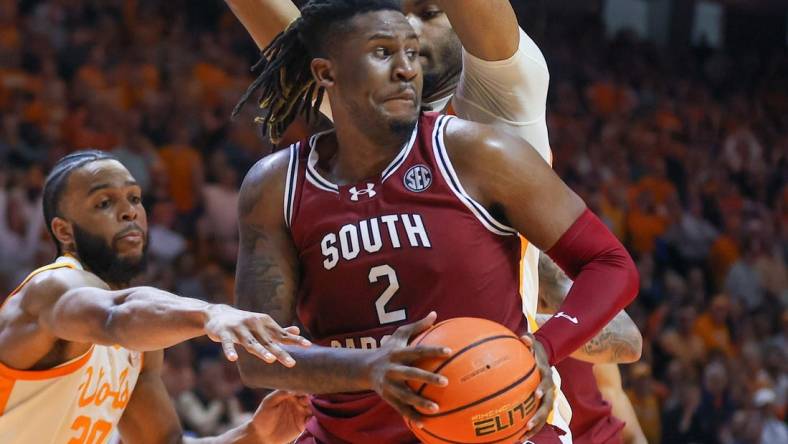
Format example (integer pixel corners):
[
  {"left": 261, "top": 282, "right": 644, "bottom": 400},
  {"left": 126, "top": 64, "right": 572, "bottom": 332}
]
[
  {"left": 0, "top": 256, "right": 142, "bottom": 444},
  {"left": 286, "top": 112, "right": 563, "bottom": 443}
]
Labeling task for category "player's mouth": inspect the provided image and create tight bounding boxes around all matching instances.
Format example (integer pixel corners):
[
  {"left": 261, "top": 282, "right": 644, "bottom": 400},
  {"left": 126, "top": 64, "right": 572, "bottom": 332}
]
[
  {"left": 385, "top": 89, "right": 417, "bottom": 104},
  {"left": 115, "top": 226, "right": 145, "bottom": 243}
]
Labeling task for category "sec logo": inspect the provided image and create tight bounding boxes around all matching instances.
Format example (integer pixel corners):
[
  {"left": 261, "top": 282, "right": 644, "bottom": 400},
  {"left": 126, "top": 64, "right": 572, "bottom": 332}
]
[{"left": 404, "top": 164, "right": 432, "bottom": 193}]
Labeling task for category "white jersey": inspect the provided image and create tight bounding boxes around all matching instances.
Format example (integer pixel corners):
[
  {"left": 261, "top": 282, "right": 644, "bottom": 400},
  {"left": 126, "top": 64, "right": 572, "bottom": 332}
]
[
  {"left": 0, "top": 257, "right": 142, "bottom": 444},
  {"left": 434, "top": 28, "right": 573, "bottom": 436}
]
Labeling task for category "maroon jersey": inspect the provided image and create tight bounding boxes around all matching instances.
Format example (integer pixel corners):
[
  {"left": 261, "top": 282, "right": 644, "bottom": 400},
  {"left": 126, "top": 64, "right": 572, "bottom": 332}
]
[
  {"left": 285, "top": 113, "right": 531, "bottom": 443},
  {"left": 557, "top": 358, "right": 624, "bottom": 444}
]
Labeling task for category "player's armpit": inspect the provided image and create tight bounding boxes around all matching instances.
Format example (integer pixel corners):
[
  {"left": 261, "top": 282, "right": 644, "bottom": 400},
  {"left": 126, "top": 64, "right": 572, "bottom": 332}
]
[{"left": 435, "top": 0, "right": 519, "bottom": 61}]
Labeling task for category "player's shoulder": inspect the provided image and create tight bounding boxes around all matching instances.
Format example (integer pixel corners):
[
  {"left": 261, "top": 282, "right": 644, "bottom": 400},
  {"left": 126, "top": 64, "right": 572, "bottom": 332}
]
[
  {"left": 238, "top": 147, "right": 296, "bottom": 222},
  {"left": 442, "top": 117, "right": 541, "bottom": 165},
  {"left": 15, "top": 267, "right": 107, "bottom": 318}
]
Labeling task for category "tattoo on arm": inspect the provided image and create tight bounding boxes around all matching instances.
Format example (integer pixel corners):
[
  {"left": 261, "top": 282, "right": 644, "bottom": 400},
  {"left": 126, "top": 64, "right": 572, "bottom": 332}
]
[{"left": 579, "top": 312, "right": 642, "bottom": 362}]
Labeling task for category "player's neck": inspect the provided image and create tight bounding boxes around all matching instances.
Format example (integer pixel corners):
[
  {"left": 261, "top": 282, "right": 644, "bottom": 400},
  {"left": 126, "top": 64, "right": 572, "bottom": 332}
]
[
  {"left": 62, "top": 251, "right": 130, "bottom": 291},
  {"left": 422, "top": 70, "right": 460, "bottom": 105},
  {"left": 323, "top": 116, "right": 414, "bottom": 185}
]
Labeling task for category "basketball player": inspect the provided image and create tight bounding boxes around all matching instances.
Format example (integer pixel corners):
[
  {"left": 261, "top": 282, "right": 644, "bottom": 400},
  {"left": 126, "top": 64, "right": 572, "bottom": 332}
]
[
  {"left": 231, "top": 2, "right": 638, "bottom": 443},
  {"left": 537, "top": 253, "right": 646, "bottom": 444},
  {"left": 0, "top": 151, "right": 312, "bottom": 443},
  {"left": 228, "top": 1, "right": 575, "bottom": 437}
]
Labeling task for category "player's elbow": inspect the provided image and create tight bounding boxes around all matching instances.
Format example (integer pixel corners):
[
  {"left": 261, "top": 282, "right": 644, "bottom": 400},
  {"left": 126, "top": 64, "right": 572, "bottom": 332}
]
[{"left": 619, "top": 324, "right": 643, "bottom": 364}]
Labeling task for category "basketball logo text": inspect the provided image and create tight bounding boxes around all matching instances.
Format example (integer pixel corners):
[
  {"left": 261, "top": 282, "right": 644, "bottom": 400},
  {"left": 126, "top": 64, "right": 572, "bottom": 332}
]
[
  {"left": 404, "top": 165, "right": 432, "bottom": 192},
  {"left": 472, "top": 393, "right": 538, "bottom": 436}
]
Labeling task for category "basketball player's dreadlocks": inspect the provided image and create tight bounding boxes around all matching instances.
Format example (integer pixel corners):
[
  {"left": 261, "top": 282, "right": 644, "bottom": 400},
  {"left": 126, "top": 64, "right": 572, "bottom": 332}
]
[{"left": 233, "top": 0, "right": 401, "bottom": 144}]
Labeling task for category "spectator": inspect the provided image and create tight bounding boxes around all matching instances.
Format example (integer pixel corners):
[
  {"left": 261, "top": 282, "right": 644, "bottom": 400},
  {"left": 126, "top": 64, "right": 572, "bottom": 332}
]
[{"left": 695, "top": 294, "right": 735, "bottom": 357}]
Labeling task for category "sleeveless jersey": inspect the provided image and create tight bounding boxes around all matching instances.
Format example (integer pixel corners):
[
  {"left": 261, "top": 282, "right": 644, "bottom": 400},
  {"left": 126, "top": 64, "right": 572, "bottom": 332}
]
[
  {"left": 287, "top": 112, "right": 548, "bottom": 443},
  {"left": 0, "top": 256, "right": 142, "bottom": 444},
  {"left": 557, "top": 359, "right": 624, "bottom": 444}
]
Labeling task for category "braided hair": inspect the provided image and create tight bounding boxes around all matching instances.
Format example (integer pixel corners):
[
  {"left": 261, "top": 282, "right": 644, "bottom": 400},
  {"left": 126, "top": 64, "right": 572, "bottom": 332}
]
[
  {"left": 233, "top": 0, "right": 401, "bottom": 144},
  {"left": 42, "top": 150, "right": 118, "bottom": 255}
]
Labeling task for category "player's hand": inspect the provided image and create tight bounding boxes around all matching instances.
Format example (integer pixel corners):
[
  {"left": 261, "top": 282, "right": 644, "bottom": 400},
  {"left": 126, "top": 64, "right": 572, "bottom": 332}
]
[
  {"left": 518, "top": 333, "right": 555, "bottom": 440},
  {"left": 204, "top": 304, "right": 312, "bottom": 366},
  {"left": 367, "top": 311, "right": 452, "bottom": 426},
  {"left": 249, "top": 390, "right": 312, "bottom": 444}
]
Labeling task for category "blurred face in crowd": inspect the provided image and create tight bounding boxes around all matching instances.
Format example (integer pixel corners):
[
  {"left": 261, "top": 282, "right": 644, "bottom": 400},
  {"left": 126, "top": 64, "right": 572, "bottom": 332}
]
[
  {"left": 400, "top": 1, "right": 462, "bottom": 101},
  {"left": 52, "top": 160, "right": 148, "bottom": 285}
]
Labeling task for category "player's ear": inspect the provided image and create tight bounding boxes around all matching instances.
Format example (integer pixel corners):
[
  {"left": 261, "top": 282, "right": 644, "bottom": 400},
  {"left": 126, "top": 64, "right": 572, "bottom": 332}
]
[
  {"left": 51, "top": 217, "right": 75, "bottom": 252},
  {"left": 312, "top": 58, "right": 335, "bottom": 88}
]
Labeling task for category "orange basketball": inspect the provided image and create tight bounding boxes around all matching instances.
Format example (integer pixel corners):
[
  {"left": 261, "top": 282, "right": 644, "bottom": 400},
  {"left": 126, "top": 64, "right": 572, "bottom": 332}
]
[{"left": 406, "top": 318, "right": 541, "bottom": 444}]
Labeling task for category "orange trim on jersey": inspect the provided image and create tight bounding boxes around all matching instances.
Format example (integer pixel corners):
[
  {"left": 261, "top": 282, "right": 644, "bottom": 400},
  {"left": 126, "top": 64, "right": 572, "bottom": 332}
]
[
  {"left": 0, "top": 347, "right": 94, "bottom": 381},
  {"left": 0, "top": 377, "right": 14, "bottom": 415},
  {"left": 1, "top": 262, "right": 77, "bottom": 311}
]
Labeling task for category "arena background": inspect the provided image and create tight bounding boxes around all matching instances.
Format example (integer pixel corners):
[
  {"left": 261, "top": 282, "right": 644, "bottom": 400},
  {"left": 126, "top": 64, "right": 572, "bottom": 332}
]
[{"left": 0, "top": 0, "right": 785, "bottom": 442}]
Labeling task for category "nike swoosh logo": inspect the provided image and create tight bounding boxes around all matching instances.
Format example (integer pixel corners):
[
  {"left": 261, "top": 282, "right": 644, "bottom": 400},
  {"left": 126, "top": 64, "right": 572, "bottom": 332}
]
[{"left": 556, "top": 312, "right": 579, "bottom": 324}]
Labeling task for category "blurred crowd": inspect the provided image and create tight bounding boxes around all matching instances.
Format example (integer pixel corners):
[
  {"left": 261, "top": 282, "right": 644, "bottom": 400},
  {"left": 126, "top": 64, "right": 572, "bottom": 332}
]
[{"left": 0, "top": 1, "right": 785, "bottom": 442}]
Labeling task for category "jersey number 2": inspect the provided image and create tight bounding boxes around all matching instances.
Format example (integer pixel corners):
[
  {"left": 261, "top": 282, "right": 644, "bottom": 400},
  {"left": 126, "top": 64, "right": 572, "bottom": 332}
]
[{"left": 369, "top": 265, "right": 406, "bottom": 324}]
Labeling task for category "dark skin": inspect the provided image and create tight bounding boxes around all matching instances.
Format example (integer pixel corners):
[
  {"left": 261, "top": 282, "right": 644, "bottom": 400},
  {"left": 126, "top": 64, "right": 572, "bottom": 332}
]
[
  {"left": 0, "top": 160, "right": 310, "bottom": 443},
  {"left": 235, "top": 10, "right": 589, "bottom": 437}
]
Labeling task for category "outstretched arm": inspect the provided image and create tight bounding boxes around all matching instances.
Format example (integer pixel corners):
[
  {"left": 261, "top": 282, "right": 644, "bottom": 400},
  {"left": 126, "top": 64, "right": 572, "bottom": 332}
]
[
  {"left": 435, "top": 0, "right": 519, "bottom": 60},
  {"left": 225, "top": 0, "right": 300, "bottom": 50},
  {"left": 11, "top": 267, "right": 307, "bottom": 366}
]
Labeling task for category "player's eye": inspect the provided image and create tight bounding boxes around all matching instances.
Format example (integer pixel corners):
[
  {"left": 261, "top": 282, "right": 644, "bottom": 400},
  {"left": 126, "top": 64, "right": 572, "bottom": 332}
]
[
  {"left": 406, "top": 49, "right": 418, "bottom": 60},
  {"left": 421, "top": 8, "right": 443, "bottom": 20},
  {"left": 129, "top": 195, "right": 142, "bottom": 205},
  {"left": 96, "top": 199, "right": 111, "bottom": 210},
  {"left": 374, "top": 47, "right": 390, "bottom": 58}
]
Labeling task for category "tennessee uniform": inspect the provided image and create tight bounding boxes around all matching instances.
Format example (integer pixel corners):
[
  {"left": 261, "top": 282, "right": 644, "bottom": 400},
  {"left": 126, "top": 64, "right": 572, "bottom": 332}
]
[{"left": 0, "top": 256, "right": 142, "bottom": 444}]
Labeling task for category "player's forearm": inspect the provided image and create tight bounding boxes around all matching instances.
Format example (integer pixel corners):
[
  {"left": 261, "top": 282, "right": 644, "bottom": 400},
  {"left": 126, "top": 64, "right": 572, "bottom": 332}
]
[
  {"left": 54, "top": 286, "right": 210, "bottom": 350},
  {"left": 536, "top": 311, "right": 642, "bottom": 364},
  {"left": 595, "top": 365, "right": 647, "bottom": 444},
  {"left": 225, "top": 0, "right": 300, "bottom": 50},
  {"left": 436, "top": 0, "right": 519, "bottom": 60},
  {"left": 534, "top": 210, "right": 639, "bottom": 366},
  {"left": 236, "top": 344, "right": 373, "bottom": 393}
]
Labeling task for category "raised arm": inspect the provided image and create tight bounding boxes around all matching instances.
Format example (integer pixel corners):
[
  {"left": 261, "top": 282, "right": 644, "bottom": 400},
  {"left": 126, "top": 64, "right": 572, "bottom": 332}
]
[
  {"left": 225, "top": 0, "right": 300, "bottom": 50},
  {"left": 435, "top": 0, "right": 519, "bottom": 60},
  {"left": 537, "top": 254, "right": 642, "bottom": 364},
  {"left": 233, "top": 153, "right": 449, "bottom": 423}
]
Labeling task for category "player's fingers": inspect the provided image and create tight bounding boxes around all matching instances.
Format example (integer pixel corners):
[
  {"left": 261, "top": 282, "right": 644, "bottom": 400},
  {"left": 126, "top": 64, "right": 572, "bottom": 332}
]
[
  {"left": 393, "top": 311, "right": 437, "bottom": 342},
  {"left": 255, "top": 332, "right": 296, "bottom": 367},
  {"left": 218, "top": 331, "right": 239, "bottom": 361},
  {"left": 238, "top": 329, "right": 277, "bottom": 363},
  {"left": 387, "top": 365, "right": 448, "bottom": 387},
  {"left": 390, "top": 345, "right": 451, "bottom": 363},
  {"left": 520, "top": 334, "right": 534, "bottom": 351},
  {"left": 525, "top": 384, "right": 554, "bottom": 434},
  {"left": 386, "top": 380, "right": 440, "bottom": 413},
  {"left": 383, "top": 392, "right": 425, "bottom": 426},
  {"left": 256, "top": 318, "right": 311, "bottom": 348}
]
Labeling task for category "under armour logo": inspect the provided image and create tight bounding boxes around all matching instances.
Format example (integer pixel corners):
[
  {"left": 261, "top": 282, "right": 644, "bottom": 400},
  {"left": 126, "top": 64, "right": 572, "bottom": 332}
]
[
  {"left": 349, "top": 183, "right": 377, "bottom": 201},
  {"left": 556, "top": 312, "right": 579, "bottom": 324}
]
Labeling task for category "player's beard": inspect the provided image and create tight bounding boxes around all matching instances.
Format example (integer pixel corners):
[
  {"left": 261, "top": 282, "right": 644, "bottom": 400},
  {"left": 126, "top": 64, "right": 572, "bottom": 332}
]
[{"left": 72, "top": 223, "right": 148, "bottom": 287}]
